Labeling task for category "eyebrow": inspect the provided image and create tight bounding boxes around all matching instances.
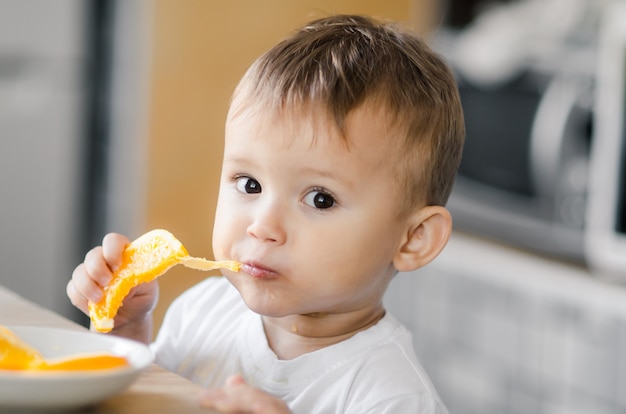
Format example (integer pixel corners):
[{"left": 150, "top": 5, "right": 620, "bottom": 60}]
[
  {"left": 297, "top": 165, "right": 349, "bottom": 187},
  {"left": 222, "top": 155, "right": 256, "bottom": 167},
  {"left": 227, "top": 155, "right": 347, "bottom": 182}
]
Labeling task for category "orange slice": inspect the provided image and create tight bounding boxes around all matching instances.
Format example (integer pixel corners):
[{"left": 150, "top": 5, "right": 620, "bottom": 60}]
[
  {"left": 40, "top": 353, "right": 129, "bottom": 371},
  {"left": 0, "top": 326, "right": 129, "bottom": 371},
  {"left": 88, "top": 229, "right": 241, "bottom": 333},
  {"left": 0, "top": 326, "right": 45, "bottom": 370}
]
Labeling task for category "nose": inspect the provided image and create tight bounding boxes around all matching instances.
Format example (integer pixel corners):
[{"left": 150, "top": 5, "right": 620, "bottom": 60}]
[{"left": 246, "top": 199, "right": 287, "bottom": 245}]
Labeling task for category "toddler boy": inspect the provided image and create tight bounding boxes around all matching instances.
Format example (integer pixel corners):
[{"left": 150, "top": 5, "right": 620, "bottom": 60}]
[{"left": 68, "top": 14, "right": 464, "bottom": 413}]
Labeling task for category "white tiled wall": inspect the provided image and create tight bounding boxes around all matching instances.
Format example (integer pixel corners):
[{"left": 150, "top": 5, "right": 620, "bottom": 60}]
[{"left": 384, "top": 232, "right": 626, "bottom": 414}]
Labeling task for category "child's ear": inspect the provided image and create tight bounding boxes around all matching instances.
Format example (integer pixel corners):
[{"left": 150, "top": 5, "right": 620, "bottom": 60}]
[{"left": 393, "top": 206, "right": 452, "bottom": 272}]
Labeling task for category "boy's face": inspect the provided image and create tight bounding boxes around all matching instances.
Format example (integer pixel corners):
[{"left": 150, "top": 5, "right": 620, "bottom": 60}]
[{"left": 213, "top": 103, "right": 412, "bottom": 319}]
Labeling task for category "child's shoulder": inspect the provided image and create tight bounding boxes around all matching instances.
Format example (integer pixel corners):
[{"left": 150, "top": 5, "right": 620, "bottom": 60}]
[
  {"left": 349, "top": 313, "right": 439, "bottom": 392},
  {"left": 292, "top": 313, "right": 447, "bottom": 412},
  {"left": 343, "top": 314, "right": 447, "bottom": 411}
]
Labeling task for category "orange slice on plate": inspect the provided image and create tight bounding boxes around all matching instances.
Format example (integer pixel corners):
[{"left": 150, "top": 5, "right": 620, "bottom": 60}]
[
  {"left": 0, "top": 326, "right": 45, "bottom": 370},
  {"left": 40, "top": 353, "right": 129, "bottom": 371},
  {"left": 0, "top": 326, "right": 129, "bottom": 371},
  {"left": 88, "top": 229, "right": 241, "bottom": 333}
]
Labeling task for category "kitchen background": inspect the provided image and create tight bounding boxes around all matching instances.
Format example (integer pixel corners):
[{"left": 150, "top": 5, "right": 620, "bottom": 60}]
[{"left": 1, "top": 0, "right": 625, "bottom": 413}]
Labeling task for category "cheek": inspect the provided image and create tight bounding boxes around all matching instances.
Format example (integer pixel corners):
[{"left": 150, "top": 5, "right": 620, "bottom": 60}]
[
  {"left": 297, "top": 233, "right": 393, "bottom": 304},
  {"left": 212, "top": 194, "right": 238, "bottom": 258},
  {"left": 302, "top": 216, "right": 395, "bottom": 273}
]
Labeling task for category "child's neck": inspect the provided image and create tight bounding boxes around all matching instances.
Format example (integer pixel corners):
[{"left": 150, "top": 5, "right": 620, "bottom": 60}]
[{"left": 261, "top": 305, "right": 386, "bottom": 360}]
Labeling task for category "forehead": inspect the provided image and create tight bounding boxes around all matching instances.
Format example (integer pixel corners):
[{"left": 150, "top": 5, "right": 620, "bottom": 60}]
[
  {"left": 227, "top": 105, "right": 331, "bottom": 154},
  {"left": 225, "top": 103, "right": 406, "bottom": 188},
  {"left": 226, "top": 97, "right": 402, "bottom": 154}
]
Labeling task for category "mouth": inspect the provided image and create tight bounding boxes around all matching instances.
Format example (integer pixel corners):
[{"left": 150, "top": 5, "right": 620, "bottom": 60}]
[{"left": 240, "top": 262, "right": 278, "bottom": 280}]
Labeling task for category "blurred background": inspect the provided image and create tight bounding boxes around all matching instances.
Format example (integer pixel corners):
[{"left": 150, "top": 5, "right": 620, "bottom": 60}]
[
  {"left": 0, "top": 0, "right": 432, "bottom": 327},
  {"left": 1, "top": 0, "right": 625, "bottom": 413}
]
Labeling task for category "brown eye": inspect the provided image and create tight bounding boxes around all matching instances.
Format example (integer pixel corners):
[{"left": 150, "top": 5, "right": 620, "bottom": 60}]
[
  {"left": 304, "top": 190, "right": 335, "bottom": 209},
  {"left": 235, "top": 177, "right": 261, "bottom": 194}
]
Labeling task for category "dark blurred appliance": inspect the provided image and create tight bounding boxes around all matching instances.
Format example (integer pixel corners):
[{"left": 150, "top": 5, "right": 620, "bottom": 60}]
[
  {"left": 433, "top": 0, "right": 604, "bottom": 263},
  {"left": 448, "top": 67, "right": 593, "bottom": 262},
  {"left": 442, "top": 0, "right": 513, "bottom": 29},
  {"left": 443, "top": 1, "right": 626, "bottom": 269}
]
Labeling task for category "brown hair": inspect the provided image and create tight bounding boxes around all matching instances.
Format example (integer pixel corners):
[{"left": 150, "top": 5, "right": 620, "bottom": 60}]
[{"left": 230, "top": 14, "right": 465, "bottom": 210}]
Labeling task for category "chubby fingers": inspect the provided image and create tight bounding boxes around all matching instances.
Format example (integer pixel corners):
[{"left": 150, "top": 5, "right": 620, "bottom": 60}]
[
  {"left": 101, "top": 233, "right": 130, "bottom": 271},
  {"left": 225, "top": 374, "right": 246, "bottom": 386},
  {"left": 66, "top": 247, "right": 109, "bottom": 313},
  {"left": 67, "top": 233, "right": 129, "bottom": 315},
  {"left": 66, "top": 272, "right": 89, "bottom": 315},
  {"left": 200, "top": 375, "right": 291, "bottom": 413}
]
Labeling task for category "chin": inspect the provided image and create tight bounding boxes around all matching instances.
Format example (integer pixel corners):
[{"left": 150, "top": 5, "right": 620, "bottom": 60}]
[
  {"left": 228, "top": 280, "right": 276, "bottom": 313},
  {"left": 240, "top": 298, "right": 283, "bottom": 317}
]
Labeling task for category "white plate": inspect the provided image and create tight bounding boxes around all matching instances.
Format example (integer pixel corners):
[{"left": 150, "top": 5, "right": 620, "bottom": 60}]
[{"left": 0, "top": 326, "right": 153, "bottom": 410}]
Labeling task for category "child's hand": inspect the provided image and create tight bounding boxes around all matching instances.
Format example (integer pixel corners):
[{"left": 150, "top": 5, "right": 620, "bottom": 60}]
[
  {"left": 66, "top": 233, "right": 158, "bottom": 341},
  {"left": 200, "top": 375, "right": 291, "bottom": 413}
]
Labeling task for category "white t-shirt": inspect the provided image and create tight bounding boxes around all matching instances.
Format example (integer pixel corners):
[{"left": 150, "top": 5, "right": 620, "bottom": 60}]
[{"left": 152, "top": 277, "right": 448, "bottom": 414}]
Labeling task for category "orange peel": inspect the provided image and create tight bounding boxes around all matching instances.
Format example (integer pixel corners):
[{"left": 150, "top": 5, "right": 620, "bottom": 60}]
[
  {"left": 88, "top": 229, "right": 241, "bottom": 333},
  {"left": 0, "top": 326, "right": 128, "bottom": 371}
]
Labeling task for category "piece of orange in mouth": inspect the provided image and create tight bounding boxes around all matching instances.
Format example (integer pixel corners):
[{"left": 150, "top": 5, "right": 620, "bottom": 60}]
[{"left": 88, "top": 229, "right": 241, "bottom": 333}]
